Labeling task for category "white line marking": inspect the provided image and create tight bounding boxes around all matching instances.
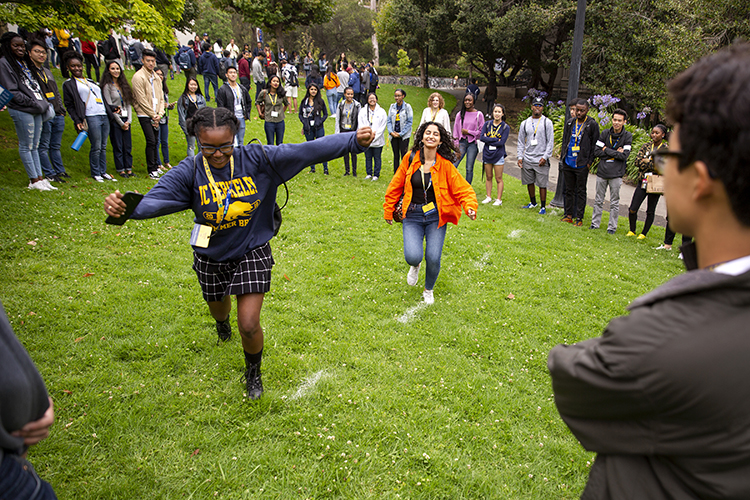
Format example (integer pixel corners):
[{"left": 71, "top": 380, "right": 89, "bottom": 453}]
[
  {"left": 508, "top": 229, "right": 525, "bottom": 238},
  {"left": 397, "top": 303, "right": 428, "bottom": 324},
  {"left": 290, "top": 370, "right": 329, "bottom": 400},
  {"left": 474, "top": 251, "right": 491, "bottom": 269}
]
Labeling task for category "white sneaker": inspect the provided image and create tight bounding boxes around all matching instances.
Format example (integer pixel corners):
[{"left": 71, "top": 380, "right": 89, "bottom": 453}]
[
  {"left": 42, "top": 179, "right": 58, "bottom": 190},
  {"left": 28, "top": 180, "right": 49, "bottom": 191},
  {"left": 406, "top": 263, "right": 421, "bottom": 286},
  {"left": 372, "top": 176, "right": 378, "bottom": 181},
  {"left": 481, "top": 196, "right": 492, "bottom": 204},
  {"left": 365, "top": 175, "right": 372, "bottom": 180},
  {"left": 102, "top": 173, "right": 117, "bottom": 182},
  {"left": 423, "top": 289, "right": 434, "bottom": 305},
  {"left": 149, "top": 171, "right": 161, "bottom": 179},
  {"left": 655, "top": 245, "right": 671, "bottom": 250},
  {"left": 492, "top": 199, "right": 502, "bottom": 206},
  {"left": 93, "top": 175, "right": 104, "bottom": 182},
  {"left": 678, "top": 252, "right": 684, "bottom": 260}
]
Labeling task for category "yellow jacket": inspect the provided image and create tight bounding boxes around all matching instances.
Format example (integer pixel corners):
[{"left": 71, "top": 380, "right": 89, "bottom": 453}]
[{"left": 384, "top": 151, "right": 477, "bottom": 227}]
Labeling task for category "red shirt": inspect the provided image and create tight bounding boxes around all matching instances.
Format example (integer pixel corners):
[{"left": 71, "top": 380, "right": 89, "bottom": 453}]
[
  {"left": 238, "top": 57, "right": 251, "bottom": 79},
  {"left": 81, "top": 41, "right": 97, "bottom": 55}
]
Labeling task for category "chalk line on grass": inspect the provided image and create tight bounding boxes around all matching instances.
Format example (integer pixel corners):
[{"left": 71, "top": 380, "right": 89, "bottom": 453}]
[
  {"left": 397, "top": 303, "right": 428, "bottom": 324},
  {"left": 289, "top": 369, "right": 329, "bottom": 400},
  {"left": 508, "top": 229, "right": 525, "bottom": 238},
  {"left": 474, "top": 251, "right": 492, "bottom": 269}
]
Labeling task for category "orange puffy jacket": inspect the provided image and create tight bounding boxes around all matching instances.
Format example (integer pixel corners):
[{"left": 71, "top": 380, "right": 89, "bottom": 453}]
[
  {"left": 384, "top": 150, "right": 478, "bottom": 227},
  {"left": 323, "top": 73, "right": 340, "bottom": 90}
]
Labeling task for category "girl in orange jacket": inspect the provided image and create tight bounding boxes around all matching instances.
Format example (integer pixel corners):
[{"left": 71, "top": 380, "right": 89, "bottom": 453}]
[{"left": 384, "top": 122, "right": 477, "bottom": 304}]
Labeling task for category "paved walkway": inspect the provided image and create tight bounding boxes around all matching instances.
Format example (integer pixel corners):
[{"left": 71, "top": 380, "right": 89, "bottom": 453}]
[{"left": 442, "top": 87, "right": 668, "bottom": 228}]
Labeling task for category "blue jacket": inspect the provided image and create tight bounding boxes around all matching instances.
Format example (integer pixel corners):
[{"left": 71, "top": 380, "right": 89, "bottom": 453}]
[
  {"left": 131, "top": 133, "right": 366, "bottom": 261},
  {"left": 348, "top": 72, "right": 361, "bottom": 93},
  {"left": 198, "top": 51, "right": 219, "bottom": 76},
  {"left": 479, "top": 120, "right": 510, "bottom": 165},
  {"left": 387, "top": 102, "right": 413, "bottom": 139}
]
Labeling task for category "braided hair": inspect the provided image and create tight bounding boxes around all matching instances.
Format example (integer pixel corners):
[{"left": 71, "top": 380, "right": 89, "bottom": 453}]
[
  {"left": 187, "top": 106, "right": 239, "bottom": 137},
  {"left": 411, "top": 121, "right": 457, "bottom": 164}
]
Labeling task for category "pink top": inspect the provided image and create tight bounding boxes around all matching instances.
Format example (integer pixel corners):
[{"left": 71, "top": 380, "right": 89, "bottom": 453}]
[{"left": 453, "top": 110, "right": 485, "bottom": 144}]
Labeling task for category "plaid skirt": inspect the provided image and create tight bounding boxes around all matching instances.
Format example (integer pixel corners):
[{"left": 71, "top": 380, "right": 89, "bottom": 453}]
[{"left": 192, "top": 242, "right": 274, "bottom": 302}]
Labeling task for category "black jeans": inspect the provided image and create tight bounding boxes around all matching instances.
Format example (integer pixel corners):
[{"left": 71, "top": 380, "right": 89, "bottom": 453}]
[
  {"left": 391, "top": 136, "right": 410, "bottom": 173},
  {"left": 83, "top": 53, "right": 100, "bottom": 81},
  {"left": 563, "top": 165, "right": 588, "bottom": 220},
  {"left": 138, "top": 116, "right": 159, "bottom": 174},
  {"left": 628, "top": 184, "right": 661, "bottom": 235}
]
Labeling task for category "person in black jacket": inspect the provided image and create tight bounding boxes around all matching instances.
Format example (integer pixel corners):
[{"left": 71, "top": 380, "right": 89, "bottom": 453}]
[
  {"left": 0, "top": 32, "right": 54, "bottom": 191},
  {"left": 197, "top": 42, "right": 219, "bottom": 101},
  {"left": 335, "top": 87, "right": 361, "bottom": 176},
  {"left": 216, "top": 66, "right": 252, "bottom": 146},
  {"left": 0, "top": 300, "right": 57, "bottom": 499},
  {"left": 549, "top": 43, "right": 750, "bottom": 500},
  {"left": 560, "top": 98, "right": 600, "bottom": 225},
  {"left": 591, "top": 108, "right": 632, "bottom": 234}
]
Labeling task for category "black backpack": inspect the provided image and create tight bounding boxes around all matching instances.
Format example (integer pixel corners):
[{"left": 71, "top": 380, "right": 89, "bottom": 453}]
[{"left": 178, "top": 49, "right": 191, "bottom": 70}]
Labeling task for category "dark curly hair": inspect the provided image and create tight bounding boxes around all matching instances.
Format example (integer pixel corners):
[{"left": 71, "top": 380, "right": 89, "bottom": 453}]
[
  {"left": 62, "top": 50, "right": 83, "bottom": 69},
  {"left": 187, "top": 106, "right": 239, "bottom": 137},
  {"left": 411, "top": 122, "right": 457, "bottom": 163}
]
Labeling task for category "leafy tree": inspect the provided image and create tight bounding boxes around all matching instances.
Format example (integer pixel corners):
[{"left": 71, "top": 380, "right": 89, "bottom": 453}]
[
  {"left": 192, "top": 0, "right": 234, "bottom": 45},
  {"left": 0, "top": 0, "right": 184, "bottom": 49},
  {"left": 285, "top": 0, "right": 374, "bottom": 63},
  {"left": 215, "top": 0, "right": 335, "bottom": 50}
]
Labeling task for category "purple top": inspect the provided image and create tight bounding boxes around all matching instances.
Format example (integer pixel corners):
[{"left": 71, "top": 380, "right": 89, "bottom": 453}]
[{"left": 452, "top": 110, "right": 485, "bottom": 144}]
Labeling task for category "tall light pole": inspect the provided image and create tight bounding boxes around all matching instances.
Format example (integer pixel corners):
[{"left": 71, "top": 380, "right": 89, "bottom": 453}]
[{"left": 551, "top": 0, "right": 586, "bottom": 208}]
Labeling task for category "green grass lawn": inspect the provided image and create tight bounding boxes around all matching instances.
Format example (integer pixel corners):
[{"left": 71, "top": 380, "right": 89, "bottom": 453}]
[{"left": 0, "top": 71, "right": 684, "bottom": 499}]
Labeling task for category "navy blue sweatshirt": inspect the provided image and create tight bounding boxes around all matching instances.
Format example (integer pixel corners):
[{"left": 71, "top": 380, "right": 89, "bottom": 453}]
[
  {"left": 131, "top": 132, "right": 366, "bottom": 261},
  {"left": 479, "top": 120, "right": 510, "bottom": 165}
]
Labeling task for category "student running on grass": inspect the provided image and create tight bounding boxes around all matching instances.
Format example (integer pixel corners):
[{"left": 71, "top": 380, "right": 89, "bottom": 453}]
[
  {"left": 383, "top": 122, "right": 477, "bottom": 305},
  {"left": 104, "top": 107, "right": 375, "bottom": 399}
]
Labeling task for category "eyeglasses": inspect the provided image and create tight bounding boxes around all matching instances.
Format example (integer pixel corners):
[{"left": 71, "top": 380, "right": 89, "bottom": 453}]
[
  {"left": 651, "top": 150, "right": 682, "bottom": 174},
  {"left": 198, "top": 142, "right": 234, "bottom": 155}
]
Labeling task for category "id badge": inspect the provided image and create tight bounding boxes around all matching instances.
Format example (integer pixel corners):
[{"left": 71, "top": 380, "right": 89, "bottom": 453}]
[
  {"left": 488, "top": 145, "right": 496, "bottom": 151},
  {"left": 120, "top": 109, "right": 128, "bottom": 117},
  {"left": 422, "top": 202, "right": 437, "bottom": 216},
  {"left": 530, "top": 139, "right": 538, "bottom": 146},
  {"left": 309, "top": 120, "right": 315, "bottom": 126},
  {"left": 95, "top": 97, "right": 103, "bottom": 104},
  {"left": 572, "top": 146, "right": 580, "bottom": 152},
  {"left": 45, "top": 92, "right": 55, "bottom": 99},
  {"left": 190, "top": 224, "right": 212, "bottom": 248},
  {"left": 271, "top": 111, "right": 279, "bottom": 118},
  {"left": 606, "top": 159, "right": 614, "bottom": 163}
]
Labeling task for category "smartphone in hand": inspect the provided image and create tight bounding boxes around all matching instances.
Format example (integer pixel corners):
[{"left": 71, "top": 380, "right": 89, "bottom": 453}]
[{"left": 105, "top": 191, "right": 144, "bottom": 225}]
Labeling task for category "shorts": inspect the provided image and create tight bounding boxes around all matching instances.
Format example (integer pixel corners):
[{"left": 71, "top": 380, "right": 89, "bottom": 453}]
[
  {"left": 521, "top": 158, "right": 549, "bottom": 188},
  {"left": 284, "top": 85, "right": 298, "bottom": 98},
  {"left": 192, "top": 242, "right": 274, "bottom": 302},
  {"left": 488, "top": 157, "right": 505, "bottom": 167}
]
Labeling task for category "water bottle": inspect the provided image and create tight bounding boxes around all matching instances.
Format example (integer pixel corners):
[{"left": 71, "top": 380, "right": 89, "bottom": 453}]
[{"left": 71, "top": 130, "right": 88, "bottom": 151}]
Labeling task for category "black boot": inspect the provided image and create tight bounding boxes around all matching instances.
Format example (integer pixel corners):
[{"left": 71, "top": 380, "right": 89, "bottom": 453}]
[
  {"left": 216, "top": 317, "right": 232, "bottom": 344},
  {"left": 242, "top": 361, "right": 264, "bottom": 400}
]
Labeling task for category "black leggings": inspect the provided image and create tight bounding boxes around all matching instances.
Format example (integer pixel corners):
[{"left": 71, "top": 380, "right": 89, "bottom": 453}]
[
  {"left": 628, "top": 185, "right": 661, "bottom": 235},
  {"left": 391, "top": 136, "right": 410, "bottom": 173},
  {"left": 83, "top": 53, "right": 100, "bottom": 81}
]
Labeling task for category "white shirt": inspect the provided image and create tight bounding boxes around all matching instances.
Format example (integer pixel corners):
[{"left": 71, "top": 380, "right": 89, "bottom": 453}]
[
  {"left": 358, "top": 103, "right": 387, "bottom": 148},
  {"left": 419, "top": 107, "right": 451, "bottom": 134}
]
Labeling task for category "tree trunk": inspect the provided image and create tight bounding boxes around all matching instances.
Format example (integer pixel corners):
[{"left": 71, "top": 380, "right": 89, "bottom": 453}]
[
  {"left": 274, "top": 25, "right": 283, "bottom": 53},
  {"left": 417, "top": 47, "right": 426, "bottom": 88},
  {"left": 370, "top": 0, "right": 379, "bottom": 65}
]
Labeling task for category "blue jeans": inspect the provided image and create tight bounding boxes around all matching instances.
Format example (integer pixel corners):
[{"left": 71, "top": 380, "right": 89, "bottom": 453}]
[
  {"left": 364, "top": 146, "right": 382, "bottom": 177},
  {"left": 39, "top": 114, "right": 66, "bottom": 177},
  {"left": 203, "top": 73, "right": 219, "bottom": 101},
  {"left": 8, "top": 108, "right": 44, "bottom": 179},
  {"left": 402, "top": 207, "right": 447, "bottom": 290},
  {"left": 456, "top": 139, "right": 478, "bottom": 184},
  {"left": 264, "top": 120, "right": 284, "bottom": 145},
  {"left": 0, "top": 453, "right": 58, "bottom": 499},
  {"left": 304, "top": 127, "right": 327, "bottom": 172},
  {"left": 235, "top": 119, "right": 246, "bottom": 146},
  {"left": 186, "top": 134, "right": 197, "bottom": 157},
  {"left": 110, "top": 120, "right": 133, "bottom": 172},
  {"left": 156, "top": 121, "right": 169, "bottom": 165},
  {"left": 86, "top": 114, "right": 110, "bottom": 177},
  {"left": 326, "top": 88, "right": 337, "bottom": 117}
]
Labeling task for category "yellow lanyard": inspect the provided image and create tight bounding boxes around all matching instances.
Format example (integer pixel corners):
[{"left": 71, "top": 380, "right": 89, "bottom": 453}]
[
  {"left": 202, "top": 155, "right": 235, "bottom": 226},
  {"left": 431, "top": 109, "right": 437, "bottom": 122},
  {"left": 531, "top": 118, "right": 540, "bottom": 137},
  {"left": 269, "top": 92, "right": 277, "bottom": 106},
  {"left": 573, "top": 121, "right": 583, "bottom": 146}
]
